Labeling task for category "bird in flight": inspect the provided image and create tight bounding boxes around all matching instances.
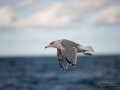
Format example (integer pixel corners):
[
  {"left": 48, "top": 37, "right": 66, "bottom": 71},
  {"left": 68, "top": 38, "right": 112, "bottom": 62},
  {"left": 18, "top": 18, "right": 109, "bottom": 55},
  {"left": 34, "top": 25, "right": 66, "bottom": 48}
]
[{"left": 45, "top": 39, "right": 94, "bottom": 70}]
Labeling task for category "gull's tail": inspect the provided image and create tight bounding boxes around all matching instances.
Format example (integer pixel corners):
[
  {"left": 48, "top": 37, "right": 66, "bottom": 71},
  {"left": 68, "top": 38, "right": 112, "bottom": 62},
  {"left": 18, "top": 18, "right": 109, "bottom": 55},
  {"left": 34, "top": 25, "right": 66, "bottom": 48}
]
[
  {"left": 78, "top": 45, "right": 94, "bottom": 56},
  {"left": 80, "top": 46, "right": 94, "bottom": 52}
]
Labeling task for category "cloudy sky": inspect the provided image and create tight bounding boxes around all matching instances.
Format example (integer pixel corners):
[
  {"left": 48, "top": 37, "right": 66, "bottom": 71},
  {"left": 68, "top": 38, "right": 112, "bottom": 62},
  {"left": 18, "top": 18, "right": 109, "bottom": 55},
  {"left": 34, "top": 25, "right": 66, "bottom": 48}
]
[{"left": 0, "top": 0, "right": 120, "bottom": 56}]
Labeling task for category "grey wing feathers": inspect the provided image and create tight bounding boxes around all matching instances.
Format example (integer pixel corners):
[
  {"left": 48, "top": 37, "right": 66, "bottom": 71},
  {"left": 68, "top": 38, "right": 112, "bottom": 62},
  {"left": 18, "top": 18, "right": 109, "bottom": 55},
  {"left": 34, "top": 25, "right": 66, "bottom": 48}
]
[
  {"left": 60, "top": 40, "right": 77, "bottom": 66},
  {"left": 57, "top": 49, "right": 68, "bottom": 70}
]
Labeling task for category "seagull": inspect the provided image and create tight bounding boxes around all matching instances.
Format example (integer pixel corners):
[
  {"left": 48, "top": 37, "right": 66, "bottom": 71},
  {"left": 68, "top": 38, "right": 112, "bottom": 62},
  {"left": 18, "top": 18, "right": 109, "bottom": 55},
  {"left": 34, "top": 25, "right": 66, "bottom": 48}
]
[{"left": 45, "top": 39, "right": 94, "bottom": 70}]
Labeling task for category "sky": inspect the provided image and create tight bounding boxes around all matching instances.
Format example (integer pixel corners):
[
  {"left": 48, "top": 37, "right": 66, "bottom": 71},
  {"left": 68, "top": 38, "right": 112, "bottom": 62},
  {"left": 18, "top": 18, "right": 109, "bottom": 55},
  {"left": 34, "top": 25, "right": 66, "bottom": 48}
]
[{"left": 0, "top": 0, "right": 120, "bottom": 56}]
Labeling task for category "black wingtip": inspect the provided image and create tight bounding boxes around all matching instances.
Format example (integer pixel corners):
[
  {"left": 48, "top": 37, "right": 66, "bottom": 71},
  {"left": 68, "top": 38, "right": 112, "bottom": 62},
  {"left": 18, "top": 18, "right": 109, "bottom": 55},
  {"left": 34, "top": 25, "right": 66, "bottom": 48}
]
[
  {"left": 72, "top": 64, "right": 76, "bottom": 67},
  {"left": 66, "top": 58, "right": 76, "bottom": 67},
  {"left": 63, "top": 69, "right": 66, "bottom": 72},
  {"left": 58, "top": 60, "right": 63, "bottom": 69},
  {"left": 66, "top": 58, "right": 71, "bottom": 64}
]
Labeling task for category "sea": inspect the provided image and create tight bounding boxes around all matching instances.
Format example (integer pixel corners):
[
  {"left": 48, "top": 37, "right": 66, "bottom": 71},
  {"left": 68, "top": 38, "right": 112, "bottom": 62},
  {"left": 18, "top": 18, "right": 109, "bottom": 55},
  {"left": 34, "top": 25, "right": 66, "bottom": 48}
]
[{"left": 0, "top": 55, "right": 120, "bottom": 90}]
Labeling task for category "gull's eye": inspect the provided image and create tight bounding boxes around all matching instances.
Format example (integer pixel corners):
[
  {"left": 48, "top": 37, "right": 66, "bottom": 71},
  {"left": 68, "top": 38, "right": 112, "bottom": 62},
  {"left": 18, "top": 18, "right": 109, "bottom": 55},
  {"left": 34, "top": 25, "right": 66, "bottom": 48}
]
[{"left": 50, "top": 42, "right": 54, "bottom": 45}]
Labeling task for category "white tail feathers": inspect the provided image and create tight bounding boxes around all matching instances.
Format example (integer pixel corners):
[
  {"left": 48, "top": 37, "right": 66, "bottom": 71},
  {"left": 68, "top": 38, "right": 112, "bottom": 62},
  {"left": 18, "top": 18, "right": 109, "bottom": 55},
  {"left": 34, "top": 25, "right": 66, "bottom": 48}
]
[{"left": 80, "top": 46, "right": 94, "bottom": 52}]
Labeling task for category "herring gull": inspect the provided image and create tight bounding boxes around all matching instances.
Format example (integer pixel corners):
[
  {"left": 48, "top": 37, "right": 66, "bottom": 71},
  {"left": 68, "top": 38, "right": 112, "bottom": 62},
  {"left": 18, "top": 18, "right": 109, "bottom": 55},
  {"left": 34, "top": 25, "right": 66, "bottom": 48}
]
[{"left": 45, "top": 39, "right": 94, "bottom": 70}]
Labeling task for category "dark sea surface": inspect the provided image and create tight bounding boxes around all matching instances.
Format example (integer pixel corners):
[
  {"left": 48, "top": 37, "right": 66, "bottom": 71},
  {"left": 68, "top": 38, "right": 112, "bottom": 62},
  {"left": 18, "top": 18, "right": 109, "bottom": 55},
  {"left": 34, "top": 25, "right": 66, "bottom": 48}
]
[{"left": 0, "top": 55, "right": 120, "bottom": 90}]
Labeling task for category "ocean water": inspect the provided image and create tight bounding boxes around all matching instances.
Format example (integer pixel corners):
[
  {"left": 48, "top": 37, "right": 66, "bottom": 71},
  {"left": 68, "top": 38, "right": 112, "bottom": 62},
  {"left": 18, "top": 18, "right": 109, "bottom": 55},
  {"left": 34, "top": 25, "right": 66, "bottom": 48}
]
[{"left": 0, "top": 55, "right": 120, "bottom": 90}]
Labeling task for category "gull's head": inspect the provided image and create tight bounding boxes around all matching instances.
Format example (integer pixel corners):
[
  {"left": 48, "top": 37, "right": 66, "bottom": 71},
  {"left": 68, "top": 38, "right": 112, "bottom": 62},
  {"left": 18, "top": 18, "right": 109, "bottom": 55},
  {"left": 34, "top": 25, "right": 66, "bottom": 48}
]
[{"left": 45, "top": 41, "right": 57, "bottom": 49}]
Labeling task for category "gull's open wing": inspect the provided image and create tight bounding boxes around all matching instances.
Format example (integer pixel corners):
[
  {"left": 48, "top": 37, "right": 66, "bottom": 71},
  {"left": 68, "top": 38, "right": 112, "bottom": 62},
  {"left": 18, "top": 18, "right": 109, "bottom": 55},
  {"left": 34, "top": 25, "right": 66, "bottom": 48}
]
[
  {"left": 57, "top": 49, "right": 68, "bottom": 70},
  {"left": 60, "top": 40, "right": 77, "bottom": 66}
]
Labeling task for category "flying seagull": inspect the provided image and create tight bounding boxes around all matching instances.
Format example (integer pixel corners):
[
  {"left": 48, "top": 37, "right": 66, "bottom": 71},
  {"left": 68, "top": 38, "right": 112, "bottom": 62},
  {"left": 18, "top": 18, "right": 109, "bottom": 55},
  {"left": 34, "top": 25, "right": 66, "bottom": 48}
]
[{"left": 45, "top": 39, "right": 94, "bottom": 70}]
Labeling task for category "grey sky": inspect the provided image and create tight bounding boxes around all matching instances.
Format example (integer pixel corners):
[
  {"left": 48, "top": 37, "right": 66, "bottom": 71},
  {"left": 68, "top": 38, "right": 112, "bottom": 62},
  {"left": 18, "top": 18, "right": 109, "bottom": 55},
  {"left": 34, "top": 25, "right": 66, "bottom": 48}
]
[{"left": 0, "top": 0, "right": 120, "bottom": 56}]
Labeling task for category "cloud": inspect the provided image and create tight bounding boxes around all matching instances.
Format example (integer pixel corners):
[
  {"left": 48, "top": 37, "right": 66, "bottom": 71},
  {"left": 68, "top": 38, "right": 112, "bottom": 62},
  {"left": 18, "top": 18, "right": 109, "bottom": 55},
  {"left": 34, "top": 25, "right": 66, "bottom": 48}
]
[
  {"left": 0, "top": 0, "right": 39, "bottom": 28},
  {"left": 68, "top": 0, "right": 107, "bottom": 10},
  {"left": 25, "top": 0, "right": 108, "bottom": 27},
  {"left": 0, "top": 2, "right": 76, "bottom": 28},
  {"left": 89, "top": 6, "right": 120, "bottom": 25},
  {"left": 12, "top": 0, "right": 38, "bottom": 11},
  {"left": 0, "top": 7, "right": 14, "bottom": 28},
  {"left": 0, "top": 0, "right": 120, "bottom": 29},
  {"left": 26, "top": 3, "right": 73, "bottom": 27},
  {"left": 0, "top": 0, "right": 10, "bottom": 3}
]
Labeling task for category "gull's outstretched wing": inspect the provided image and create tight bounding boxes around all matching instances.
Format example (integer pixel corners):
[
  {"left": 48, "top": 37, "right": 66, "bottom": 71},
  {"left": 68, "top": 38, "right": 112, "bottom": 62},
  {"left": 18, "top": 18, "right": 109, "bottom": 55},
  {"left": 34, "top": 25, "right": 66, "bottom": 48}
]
[
  {"left": 60, "top": 40, "right": 77, "bottom": 66},
  {"left": 57, "top": 49, "right": 68, "bottom": 70}
]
